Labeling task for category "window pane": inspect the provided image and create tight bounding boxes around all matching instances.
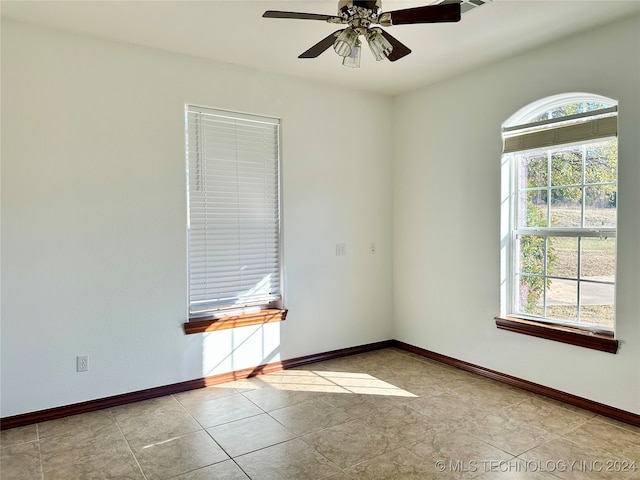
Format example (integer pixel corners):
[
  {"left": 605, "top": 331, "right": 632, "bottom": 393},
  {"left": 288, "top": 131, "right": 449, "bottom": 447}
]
[
  {"left": 580, "top": 283, "right": 615, "bottom": 329},
  {"left": 584, "top": 185, "right": 616, "bottom": 228},
  {"left": 518, "top": 152, "right": 547, "bottom": 188},
  {"left": 548, "top": 237, "right": 577, "bottom": 279},
  {"left": 551, "top": 147, "right": 582, "bottom": 186},
  {"left": 529, "top": 102, "right": 612, "bottom": 122},
  {"left": 515, "top": 274, "right": 544, "bottom": 316},
  {"left": 585, "top": 140, "right": 617, "bottom": 184},
  {"left": 552, "top": 103, "right": 583, "bottom": 117},
  {"left": 585, "top": 102, "right": 611, "bottom": 112},
  {"left": 529, "top": 103, "right": 610, "bottom": 122},
  {"left": 517, "top": 235, "right": 544, "bottom": 274},
  {"left": 518, "top": 190, "right": 548, "bottom": 228},
  {"left": 550, "top": 187, "right": 581, "bottom": 227},
  {"left": 546, "top": 278, "right": 578, "bottom": 322},
  {"left": 581, "top": 237, "right": 615, "bottom": 281}
]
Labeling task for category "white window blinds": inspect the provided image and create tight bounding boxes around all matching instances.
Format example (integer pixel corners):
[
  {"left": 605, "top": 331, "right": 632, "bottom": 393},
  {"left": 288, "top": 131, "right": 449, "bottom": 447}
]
[
  {"left": 502, "top": 108, "right": 617, "bottom": 154},
  {"left": 186, "top": 106, "right": 281, "bottom": 317}
]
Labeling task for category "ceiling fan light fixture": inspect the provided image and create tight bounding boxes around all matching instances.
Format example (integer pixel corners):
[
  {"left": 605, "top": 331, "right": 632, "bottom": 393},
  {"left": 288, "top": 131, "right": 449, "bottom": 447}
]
[
  {"left": 333, "top": 27, "right": 359, "bottom": 57},
  {"left": 342, "top": 40, "right": 361, "bottom": 68},
  {"left": 367, "top": 28, "right": 393, "bottom": 61},
  {"left": 264, "top": 0, "right": 467, "bottom": 64}
]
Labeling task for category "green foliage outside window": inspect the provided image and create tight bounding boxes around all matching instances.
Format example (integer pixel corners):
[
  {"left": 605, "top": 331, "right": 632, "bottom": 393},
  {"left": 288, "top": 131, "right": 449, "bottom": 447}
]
[{"left": 520, "top": 207, "right": 556, "bottom": 313}]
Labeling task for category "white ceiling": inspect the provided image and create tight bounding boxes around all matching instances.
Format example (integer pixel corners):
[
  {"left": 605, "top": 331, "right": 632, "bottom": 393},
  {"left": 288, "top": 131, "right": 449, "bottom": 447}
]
[{"left": 2, "top": 0, "right": 639, "bottom": 96}]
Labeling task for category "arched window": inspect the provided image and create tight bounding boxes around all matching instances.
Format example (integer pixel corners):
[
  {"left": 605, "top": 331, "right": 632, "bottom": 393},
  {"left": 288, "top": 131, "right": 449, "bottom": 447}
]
[{"left": 499, "top": 93, "right": 617, "bottom": 342}]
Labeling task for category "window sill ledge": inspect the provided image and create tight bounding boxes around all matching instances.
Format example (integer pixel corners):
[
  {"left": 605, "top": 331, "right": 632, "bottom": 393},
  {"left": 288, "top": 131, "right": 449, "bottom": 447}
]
[
  {"left": 495, "top": 316, "right": 618, "bottom": 354},
  {"left": 184, "top": 309, "right": 287, "bottom": 335}
]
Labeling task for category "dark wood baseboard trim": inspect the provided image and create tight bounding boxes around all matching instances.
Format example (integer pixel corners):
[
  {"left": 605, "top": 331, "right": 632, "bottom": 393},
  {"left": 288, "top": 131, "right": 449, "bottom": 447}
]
[
  {"left": 0, "top": 340, "right": 392, "bottom": 430},
  {"left": 392, "top": 340, "right": 640, "bottom": 427},
  {"left": 3, "top": 339, "right": 637, "bottom": 430}
]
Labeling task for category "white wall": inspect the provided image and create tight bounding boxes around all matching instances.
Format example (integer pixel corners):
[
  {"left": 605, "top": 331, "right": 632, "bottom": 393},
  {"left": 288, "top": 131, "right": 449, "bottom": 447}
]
[
  {"left": 0, "top": 19, "right": 394, "bottom": 417},
  {"left": 3, "top": 13, "right": 639, "bottom": 420},
  {"left": 393, "top": 15, "right": 640, "bottom": 413}
]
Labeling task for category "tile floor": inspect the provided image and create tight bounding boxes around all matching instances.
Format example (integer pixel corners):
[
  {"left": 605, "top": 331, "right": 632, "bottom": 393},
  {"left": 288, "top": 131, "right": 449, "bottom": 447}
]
[{"left": 2, "top": 348, "right": 640, "bottom": 479}]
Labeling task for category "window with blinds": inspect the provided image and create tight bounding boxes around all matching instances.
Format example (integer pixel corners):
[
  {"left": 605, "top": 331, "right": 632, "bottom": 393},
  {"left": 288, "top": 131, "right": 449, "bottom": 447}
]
[
  {"left": 186, "top": 106, "right": 282, "bottom": 318},
  {"left": 501, "top": 97, "right": 618, "bottom": 332}
]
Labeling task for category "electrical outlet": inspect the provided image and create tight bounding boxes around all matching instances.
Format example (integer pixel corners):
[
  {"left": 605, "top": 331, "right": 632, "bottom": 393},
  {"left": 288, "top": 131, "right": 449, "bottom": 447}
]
[
  {"left": 76, "top": 355, "right": 88, "bottom": 372},
  {"left": 369, "top": 242, "right": 376, "bottom": 254},
  {"left": 336, "top": 243, "right": 346, "bottom": 256}
]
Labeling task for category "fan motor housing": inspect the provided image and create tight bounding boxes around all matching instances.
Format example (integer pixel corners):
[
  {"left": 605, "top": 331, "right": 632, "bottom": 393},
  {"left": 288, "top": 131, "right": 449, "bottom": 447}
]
[{"left": 338, "top": 0, "right": 382, "bottom": 14}]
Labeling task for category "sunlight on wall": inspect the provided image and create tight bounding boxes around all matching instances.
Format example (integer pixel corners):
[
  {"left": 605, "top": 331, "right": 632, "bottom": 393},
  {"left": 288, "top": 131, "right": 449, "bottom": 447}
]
[{"left": 201, "top": 323, "right": 281, "bottom": 378}]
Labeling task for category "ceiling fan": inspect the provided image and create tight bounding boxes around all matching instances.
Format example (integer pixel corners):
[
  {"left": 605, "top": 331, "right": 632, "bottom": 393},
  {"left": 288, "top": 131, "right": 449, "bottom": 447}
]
[{"left": 263, "top": 0, "right": 462, "bottom": 67}]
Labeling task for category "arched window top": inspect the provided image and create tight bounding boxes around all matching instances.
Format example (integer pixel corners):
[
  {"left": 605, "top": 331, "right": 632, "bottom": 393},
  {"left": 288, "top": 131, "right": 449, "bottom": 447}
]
[{"left": 504, "top": 92, "right": 617, "bottom": 128}]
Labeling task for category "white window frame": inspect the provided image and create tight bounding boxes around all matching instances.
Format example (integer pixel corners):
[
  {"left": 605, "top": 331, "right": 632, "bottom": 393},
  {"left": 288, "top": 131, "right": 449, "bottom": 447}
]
[
  {"left": 500, "top": 94, "right": 618, "bottom": 334},
  {"left": 185, "top": 105, "right": 283, "bottom": 319}
]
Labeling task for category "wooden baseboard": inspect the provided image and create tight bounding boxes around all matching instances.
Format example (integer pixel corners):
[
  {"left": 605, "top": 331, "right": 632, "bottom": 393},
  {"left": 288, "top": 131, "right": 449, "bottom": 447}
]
[
  {"left": 392, "top": 340, "right": 640, "bottom": 427},
  {"left": 3, "top": 338, "right": 638, "bottom": 430},
  {"left": 0, "top": 340, "right": 392, "bottom": 430}
]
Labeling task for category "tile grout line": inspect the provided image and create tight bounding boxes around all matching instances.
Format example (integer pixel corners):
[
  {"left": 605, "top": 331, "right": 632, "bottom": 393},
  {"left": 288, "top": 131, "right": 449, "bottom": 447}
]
[
  {"left": 403, "top": 398, "right": 552, "bottom": 462},
  {"left": 174, "top": 390, "right": 274, "bottom": 479},
  {"left": 173, "top": 390, "right": 266, "bottom": 431},
  {"left": 200, "top": 391, "right": 280, "bottom": 480},
  {"left": 36, "top": 423, "right": 44, "bottom": 480},
  {"left": 259, "top": 397, "right": 416, "bottom": 478},
  {"left": 171, "top": 392, "right": 209, "bottom": 431},
  {"left": 592, "top": 414, "right": 640, "bottom": 435},
  {"left": 239, "top": 387, "right": 310, "bottom": 434},
  {"left": 560, "top": 417, "right": 640, "bottom": 470},
  {"left": 110, "top": 408, "right": 149, "bottom": 480},
  {"left": 233, "top": 386, "right": 354, "bottom": 476},
  {"left": 165, "top": 394, "right": 240, "bottom": 477}
]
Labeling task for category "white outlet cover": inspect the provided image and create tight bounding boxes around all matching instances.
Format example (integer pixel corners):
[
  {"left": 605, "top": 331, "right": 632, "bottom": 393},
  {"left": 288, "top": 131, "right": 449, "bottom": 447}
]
[{"left": 76, "top": 355, "right": 88, "bottom": 372}]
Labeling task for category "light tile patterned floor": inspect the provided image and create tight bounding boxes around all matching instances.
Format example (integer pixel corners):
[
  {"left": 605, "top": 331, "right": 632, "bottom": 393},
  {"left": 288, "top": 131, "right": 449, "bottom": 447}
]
[{"left": 2, "top": 348, "right": 640, "bottom": 479}]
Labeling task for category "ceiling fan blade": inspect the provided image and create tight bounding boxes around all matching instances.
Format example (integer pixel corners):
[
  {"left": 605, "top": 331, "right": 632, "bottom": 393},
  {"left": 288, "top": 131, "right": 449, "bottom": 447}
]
[
  {"left": 382, "top": 3, "right": 461, "bottom": 25},
  {"left": 379, "top": 30, "right": 412, "bottom": 62},
  {"left": 263, "top": 10, "right": 340, "bottom": 21},
  {"left": 299, "top": 30, "right": 344, "bottom": 58}
]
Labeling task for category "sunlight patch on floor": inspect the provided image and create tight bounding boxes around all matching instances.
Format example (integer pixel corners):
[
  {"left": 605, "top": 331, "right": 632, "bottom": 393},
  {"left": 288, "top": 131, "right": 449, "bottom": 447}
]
[{"left": 245, "top": 370, "right": 418, "bottom": 397}]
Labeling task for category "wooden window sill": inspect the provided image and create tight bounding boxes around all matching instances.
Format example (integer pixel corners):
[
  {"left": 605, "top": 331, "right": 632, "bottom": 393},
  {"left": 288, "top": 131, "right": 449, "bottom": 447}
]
[
  {"left": 184, "top": 309, "right": 287, "bottom": 335},
  {"left": 495, "top": 316, "right": 618, "bottom": 354}
]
